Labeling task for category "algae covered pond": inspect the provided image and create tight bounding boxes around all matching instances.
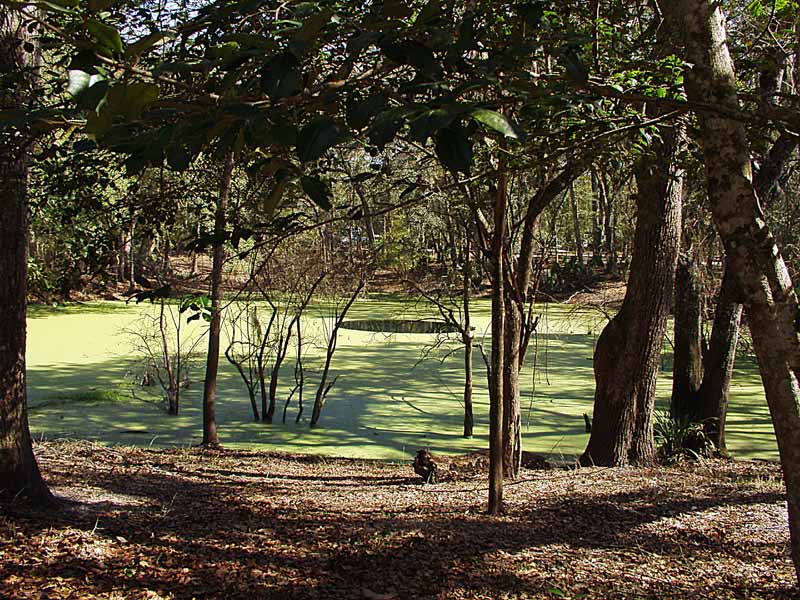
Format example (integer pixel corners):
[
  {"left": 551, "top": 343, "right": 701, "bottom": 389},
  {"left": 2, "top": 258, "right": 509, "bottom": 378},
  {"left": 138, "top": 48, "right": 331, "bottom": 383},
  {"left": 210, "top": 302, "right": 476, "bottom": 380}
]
[{"left": 25, "top": 298, "right": 776, "bottom": 461}]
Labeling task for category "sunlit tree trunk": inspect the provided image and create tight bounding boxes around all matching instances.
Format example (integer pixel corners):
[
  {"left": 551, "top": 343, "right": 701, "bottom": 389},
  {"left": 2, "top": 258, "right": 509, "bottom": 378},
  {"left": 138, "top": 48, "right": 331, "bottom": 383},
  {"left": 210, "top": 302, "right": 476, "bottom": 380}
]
[
  {"left": 581, "top": 115, "right": 684, "bottom": 466},
  {"left": 669, "top": 0, "right": 800, "bottom": 579}
]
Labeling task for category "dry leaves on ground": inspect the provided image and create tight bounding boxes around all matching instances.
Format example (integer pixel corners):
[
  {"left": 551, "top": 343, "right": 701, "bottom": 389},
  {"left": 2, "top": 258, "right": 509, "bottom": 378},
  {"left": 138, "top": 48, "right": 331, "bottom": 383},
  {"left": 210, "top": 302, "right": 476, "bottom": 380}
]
[{"left": 0, "top": 441, "right": 795, "bottom": 599}]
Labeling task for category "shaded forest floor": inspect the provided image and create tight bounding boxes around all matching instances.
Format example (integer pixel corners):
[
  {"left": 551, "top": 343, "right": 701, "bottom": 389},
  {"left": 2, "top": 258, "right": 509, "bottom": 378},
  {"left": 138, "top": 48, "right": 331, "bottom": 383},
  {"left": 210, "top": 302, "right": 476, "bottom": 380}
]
[{"left": 1, "top": 442, "right": 794, "bottom": 599}]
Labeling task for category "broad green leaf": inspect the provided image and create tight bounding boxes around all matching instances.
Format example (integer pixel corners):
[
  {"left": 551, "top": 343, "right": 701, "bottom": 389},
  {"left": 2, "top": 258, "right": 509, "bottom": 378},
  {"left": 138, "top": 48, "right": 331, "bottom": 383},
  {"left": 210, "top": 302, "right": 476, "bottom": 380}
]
[
  {"left": 368, "top": 110, "right": 404, "bottom": 149},
  {"left": 88, "top": 0, "right": 116, "bottom": 12},
  {"left": 77, "top": 80, "right": 109, "bottom": 111},
  {"left": 87, "top": 18, "right": 124, "bottom": 56},
  {"left": 66, "top": 70, "right": 91, "bottom": 98},
  {"left": 261, "top": 53, "right": 300, "bottom": 100},
  {"left": 106, "top": 82, "right": 159, "bottom": 121},
  {"left": 262, "top": 178, "right": 288, "bottom": 219},
  {"left": 300, "top": 175, "right": 332, "bottom": 210},
  {"left": 294, "top": 8, "right": 333, "bottom": 43},
  {"left": 126, "top": 31, "right": 171, "bottom": 58},
  {"left": 381, "top": 40, "right": 438, "bottom": 75},
  {"left": 346, "top": 92, "right": 387, "bottom": 130},
  {"left": 435, "top": 125, "right": 472, "bottom": 174},
  {"left": 207, "top": 42, "right": 239, "bottom": 60},
  {"left": 36, "top": 0, "right": 78, "bottom": 13},
  {"left": 471, "top": 109, "right": 518, "bottom": 139},
  {"left": 415, "top": 0, "right": 443, "bottom": 25},
  {"left": 296, "top": 117, "right": 339, "bottom": 162},
  {"left": 408, "top": 108, "right": 455, "bottom": 143}
]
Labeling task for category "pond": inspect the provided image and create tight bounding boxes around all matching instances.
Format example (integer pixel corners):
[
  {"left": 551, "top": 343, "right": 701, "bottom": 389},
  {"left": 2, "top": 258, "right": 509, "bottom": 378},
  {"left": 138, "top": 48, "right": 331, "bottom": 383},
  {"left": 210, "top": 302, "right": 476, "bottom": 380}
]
[{"left": 24, "top": 297, "right": 776, "bottom": 461}]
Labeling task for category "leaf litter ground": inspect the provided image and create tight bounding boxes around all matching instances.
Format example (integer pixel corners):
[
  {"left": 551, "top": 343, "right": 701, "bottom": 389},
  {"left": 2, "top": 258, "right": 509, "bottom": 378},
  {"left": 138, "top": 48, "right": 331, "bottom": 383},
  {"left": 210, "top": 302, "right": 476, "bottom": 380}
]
[{"left": 1, "top": 441, "right": 795, "bottom": 599}]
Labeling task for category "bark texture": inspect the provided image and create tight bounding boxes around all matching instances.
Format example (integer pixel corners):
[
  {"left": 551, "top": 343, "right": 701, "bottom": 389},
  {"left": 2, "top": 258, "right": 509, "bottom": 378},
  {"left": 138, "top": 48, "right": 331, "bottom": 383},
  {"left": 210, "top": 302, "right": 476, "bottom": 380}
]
[
  {"left": 0, "top": 9, "right": 52, "bottom": 503},
  {"left": 671, "top": 255, "right": 704, "bottom": 421},
  {"left": 669, "top": 0, "right": 800, "bottom": 580},
  {"left": 581, "top": 118, "right": 683, "bottom": 467}
]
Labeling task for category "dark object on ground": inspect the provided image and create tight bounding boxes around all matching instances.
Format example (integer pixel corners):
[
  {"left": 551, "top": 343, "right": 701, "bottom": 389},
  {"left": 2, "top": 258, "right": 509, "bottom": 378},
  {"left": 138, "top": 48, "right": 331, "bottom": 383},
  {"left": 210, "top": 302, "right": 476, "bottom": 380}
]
[{"left": 413, "top": 448, "right": 438, "bottom": 483}]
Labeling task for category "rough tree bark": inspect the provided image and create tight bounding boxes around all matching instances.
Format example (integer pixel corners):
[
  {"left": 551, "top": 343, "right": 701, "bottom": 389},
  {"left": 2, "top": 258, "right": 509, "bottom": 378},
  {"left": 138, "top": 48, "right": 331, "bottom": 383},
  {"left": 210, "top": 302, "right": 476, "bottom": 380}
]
[
  {"left": 671, "top": 254, "right": 704, "bottom": 421},
  {"left": 0, "top": 8, "right": 53, "bottom": 503},
  {"left": 581, "top": 115, "right": 684, "bottom": 467},
  {"left": 668, "top": 0, "right": 800, "bottom": 580},
  {"left": 693, "top": 42, "right": 797, "bottom": 450},
  {"left": 201, "top": 151, "right": 234, "bottom": 447}
]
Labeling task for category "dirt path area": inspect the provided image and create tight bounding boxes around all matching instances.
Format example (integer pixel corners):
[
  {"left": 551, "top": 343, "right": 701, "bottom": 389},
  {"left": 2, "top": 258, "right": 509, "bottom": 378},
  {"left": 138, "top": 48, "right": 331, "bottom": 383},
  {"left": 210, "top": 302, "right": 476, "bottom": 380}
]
[{"left": 1, "top": 442, "right": 794, "bottom": 599}]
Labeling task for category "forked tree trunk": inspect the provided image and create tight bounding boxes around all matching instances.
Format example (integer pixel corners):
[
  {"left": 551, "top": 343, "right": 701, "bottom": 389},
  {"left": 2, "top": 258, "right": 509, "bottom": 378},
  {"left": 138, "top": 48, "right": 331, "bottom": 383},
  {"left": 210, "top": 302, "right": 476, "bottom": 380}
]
[
  {"left": 581, "top": 116, "right": 684, "bottom": 467},
  {"left": 201, "top": 151, "right": 234, "bottom": 446},
  {"left": 670, "top": 0, "right": 800, "bottom": 580},
  {"left": 0, "top": 10, "right": 53, "bottom": 503}
]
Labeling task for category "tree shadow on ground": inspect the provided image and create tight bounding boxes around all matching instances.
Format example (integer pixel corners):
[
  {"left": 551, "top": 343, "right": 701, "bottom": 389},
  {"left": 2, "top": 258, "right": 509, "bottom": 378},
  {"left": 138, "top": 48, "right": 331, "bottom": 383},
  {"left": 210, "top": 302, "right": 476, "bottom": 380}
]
[{"left": 2, "top": 445, "right": 794, "bottom": 599}]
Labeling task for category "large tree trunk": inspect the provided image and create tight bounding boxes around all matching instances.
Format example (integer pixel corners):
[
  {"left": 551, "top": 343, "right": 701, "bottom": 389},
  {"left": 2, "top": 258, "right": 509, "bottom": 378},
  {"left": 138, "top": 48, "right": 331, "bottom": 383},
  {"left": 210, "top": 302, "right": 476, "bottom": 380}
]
[
  {"left": 670, "top": 0, "right": 800, "bottom": 580},
  {"left": 201, "top": 151, "right": 234, "bottom": 447},
  {"left": 581, "top": 117, "right": 683, "bottom": 467},
  {"left": 0, "top": 9, "right": 53, "bottom": 504},
  {"left": 671, "top": 254, "right": 704, "bottom": 421}
]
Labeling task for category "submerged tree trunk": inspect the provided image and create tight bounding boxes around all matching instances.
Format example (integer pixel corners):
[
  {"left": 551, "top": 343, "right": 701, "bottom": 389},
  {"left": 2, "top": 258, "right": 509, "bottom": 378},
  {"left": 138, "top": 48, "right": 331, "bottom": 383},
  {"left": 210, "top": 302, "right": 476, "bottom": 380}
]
[
  {"left": 201, "top": 151, "right": 234, "bottom": 447},
  {"left": 581, "top": 116, "right": 684, "bottom": 467},
  {"left": 670, "top": 0, "right": 800, "bottom": 580},
  {"left": 0, "top": 9, "right": 53, "bottom": 503},
  {"left": 671, "top": 254, "right": 704, "bottom": 421}
]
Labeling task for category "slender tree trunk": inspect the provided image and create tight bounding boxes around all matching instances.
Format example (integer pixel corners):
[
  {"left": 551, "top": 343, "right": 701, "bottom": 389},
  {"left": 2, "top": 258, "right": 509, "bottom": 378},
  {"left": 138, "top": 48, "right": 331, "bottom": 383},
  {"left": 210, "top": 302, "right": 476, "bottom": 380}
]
[
  {"left": 570, "top": 182, "right": 584, "bottom": 267},
  {"left": 602, "top": 171, "right": 617, "bottom": 274},
  {"left": 697, "top": 263, "right": 741, "bottom": 451},
  {"left": 581, "top": 116, "right": 684, "bottom": 467},
  {"left": 488, "top": 170, "right": 507, "bottom": 515},
  {"left": 201, "top": 151, "right": 234, "bottom": 446},
  {"left": 0, "top": 9, "right": 52, "bottom": 503},
  {"left": 590, "top": 167, "right": 605, "bottom": 267},
  {"left": 502, "top": 296, "right": 522, "bottom": 478},
  {"left": 462, "top": 228, "right": 474, "bottom": 438},
  {"left": 671, "top": 0, "right": 800, "bottom": 580},
  {"left": 310, "top": 280, "right": 362, "bottom": 428},
  {"left": 671, "top": 254, "right": 704, "bottom": 421}
]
